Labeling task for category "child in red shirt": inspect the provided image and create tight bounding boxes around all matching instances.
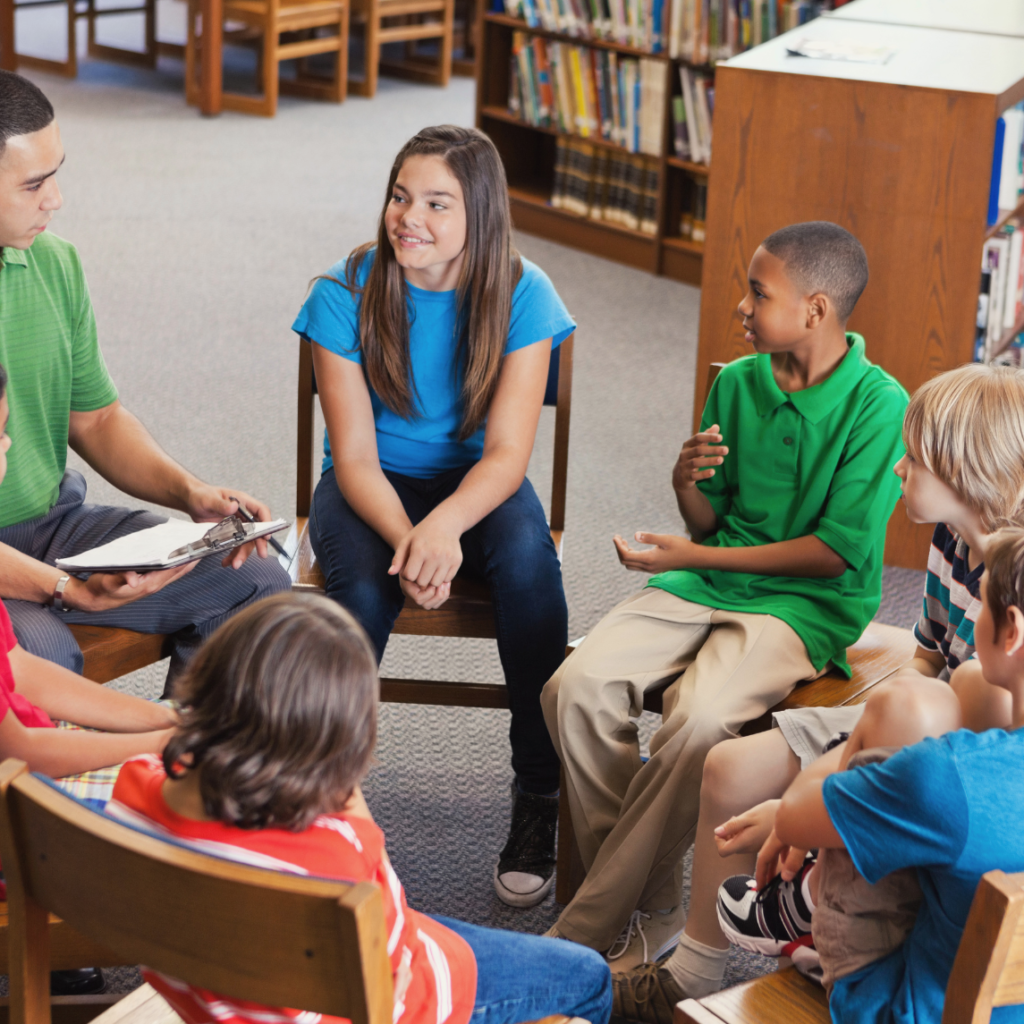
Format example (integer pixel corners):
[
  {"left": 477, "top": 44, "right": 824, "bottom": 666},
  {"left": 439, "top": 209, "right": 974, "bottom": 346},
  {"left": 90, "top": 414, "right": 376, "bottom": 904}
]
[
  {"left": 0, "top": 364, "right": 176, "bottom": 800},
  {"left": 108, "top": 593, "right": 611, "bottom": 1024}
]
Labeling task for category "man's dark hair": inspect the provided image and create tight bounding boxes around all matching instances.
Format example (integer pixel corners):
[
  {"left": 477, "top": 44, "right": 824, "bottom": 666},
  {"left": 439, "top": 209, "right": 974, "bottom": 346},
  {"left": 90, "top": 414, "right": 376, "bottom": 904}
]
[
  {"left": 0, "top": 71, "right": 55, "bottom": 160},
  {"left": 761, "top": 221, "right": 869, "bottom": 323},
  {"left": 163, "top": 593, "right": 379, "bottom": 832}
]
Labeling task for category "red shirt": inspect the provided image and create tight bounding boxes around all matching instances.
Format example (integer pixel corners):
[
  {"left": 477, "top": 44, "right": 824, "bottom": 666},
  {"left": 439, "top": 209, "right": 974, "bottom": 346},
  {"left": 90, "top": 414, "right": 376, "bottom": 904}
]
[
  {"left": 108, "top": 756, "right": 476, "bottom": 1024},
  {"left": 0, "top": 600, "right": 53, "bottom": 730}
]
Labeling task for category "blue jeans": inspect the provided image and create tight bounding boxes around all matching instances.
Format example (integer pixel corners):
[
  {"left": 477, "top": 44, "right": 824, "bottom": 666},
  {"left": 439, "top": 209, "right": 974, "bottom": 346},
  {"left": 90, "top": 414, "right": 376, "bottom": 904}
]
[
  {"left": 309, "top": 464, "right": 567, "bottom": 794},
  {"left": 433, "top": 916, "right": 611, "bottom": 1024}
]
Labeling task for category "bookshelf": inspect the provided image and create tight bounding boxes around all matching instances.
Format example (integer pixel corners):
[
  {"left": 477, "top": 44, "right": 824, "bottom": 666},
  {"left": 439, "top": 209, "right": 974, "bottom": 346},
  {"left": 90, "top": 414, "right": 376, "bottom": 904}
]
[
  {"left": 693, "top": 11, "right": 1024, "bottom": 569},
  {"left": 474, "top": 0, "right": 718, "bottom": 285}
]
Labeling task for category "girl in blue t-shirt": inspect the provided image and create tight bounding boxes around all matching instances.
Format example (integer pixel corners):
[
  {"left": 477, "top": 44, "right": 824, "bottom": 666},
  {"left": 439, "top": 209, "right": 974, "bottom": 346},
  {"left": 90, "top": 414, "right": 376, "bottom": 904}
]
[{"left": 292, "top": 125, "right": 576, "bottom": 910}]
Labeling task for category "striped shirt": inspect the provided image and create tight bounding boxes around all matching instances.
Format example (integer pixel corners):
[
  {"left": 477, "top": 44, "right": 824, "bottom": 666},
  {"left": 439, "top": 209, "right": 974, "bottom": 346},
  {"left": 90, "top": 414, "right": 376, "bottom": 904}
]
[
  {"left": 914, "top": 523, "right": 982, "bottom": 680},
  {"left": 108, "top": 757, "right": 475, "bottom": 1024},
  {"left": 0, "top": 234, "right": 118, "bottom": 527}
]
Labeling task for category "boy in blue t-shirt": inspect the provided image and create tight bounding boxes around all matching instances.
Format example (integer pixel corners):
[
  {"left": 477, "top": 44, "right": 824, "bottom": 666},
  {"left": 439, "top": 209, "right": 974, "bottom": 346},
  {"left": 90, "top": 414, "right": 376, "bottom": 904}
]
[{"left": 757, "top": 526, "right": 1024, "bottom": 1023}]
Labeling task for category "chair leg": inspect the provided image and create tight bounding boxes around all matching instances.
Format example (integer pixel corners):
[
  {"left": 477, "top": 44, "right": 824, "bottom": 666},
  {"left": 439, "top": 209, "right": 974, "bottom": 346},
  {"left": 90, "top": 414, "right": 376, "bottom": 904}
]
[
  {"left": 437, "top": 0, "right": 453, "bottom": 85},
  {"left": 555, "top": 765, "right": 586, "bottom": 905},
  {"left": 335, "top": 6, "right": 349, "bottom": 101},
  {"left": 184, "top": 0, "right": 200, "bottom": 106},
  {"left": 66, "top": 0, "right": 78, "bottom": 77},
  {"left": 261, "top": 20, "right": 278, "bottom": 115},
  {"left": 361, "top": 6, "right": 378, "bottom": 97}
]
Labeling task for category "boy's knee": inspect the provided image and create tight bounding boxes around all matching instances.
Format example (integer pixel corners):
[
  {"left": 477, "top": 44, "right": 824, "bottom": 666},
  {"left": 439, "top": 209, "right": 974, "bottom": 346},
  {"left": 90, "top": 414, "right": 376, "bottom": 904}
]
[
  {"left": 860, "top": 676, "right": 961, "bottom": 747},
  {"left": 700, "top": 738, "right": 749, "bottom": 811}
]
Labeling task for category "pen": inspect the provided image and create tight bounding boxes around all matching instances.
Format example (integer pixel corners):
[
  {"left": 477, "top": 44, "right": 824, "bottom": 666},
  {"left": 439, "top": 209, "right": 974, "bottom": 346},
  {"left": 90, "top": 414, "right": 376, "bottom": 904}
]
[{"left": 228, "top": 497, "right": 290, "bottom": 559}]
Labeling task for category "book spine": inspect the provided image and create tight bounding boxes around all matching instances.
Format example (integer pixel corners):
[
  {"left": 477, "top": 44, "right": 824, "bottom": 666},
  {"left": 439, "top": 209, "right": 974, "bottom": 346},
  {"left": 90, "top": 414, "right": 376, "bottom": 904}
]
[{"left": 990, "top": 116, "right": 1007, "bottom": 227}]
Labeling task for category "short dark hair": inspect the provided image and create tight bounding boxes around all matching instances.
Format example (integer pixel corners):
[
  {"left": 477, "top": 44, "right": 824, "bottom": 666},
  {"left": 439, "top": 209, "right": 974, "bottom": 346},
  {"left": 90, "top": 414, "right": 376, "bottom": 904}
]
[
  {"left": 0, "top": 71, "right": 54, "bottom": 160},
  {"left": 163, "top": 593, "right": 379, "bottom": 832},
  {"left": 984, "top": 528, "right": 1024, "bottom": 637},
  {"left": 761, "top": 221, "right": 869, "bottom": 323}
]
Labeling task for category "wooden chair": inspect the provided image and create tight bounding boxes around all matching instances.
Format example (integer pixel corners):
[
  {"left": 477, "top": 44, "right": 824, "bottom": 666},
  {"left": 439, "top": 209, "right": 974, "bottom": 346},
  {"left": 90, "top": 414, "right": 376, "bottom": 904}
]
[
  {"left": 553, "top": 359, "right": 919, "bottom": 904},
  {"left": 0, "top": 759, "right": 573, "bottom": 1024},
  {"left": 0, "top": 0, "right": 158, "bottom": 78},
  {"left": 674, "top": 868, "right": 1024, "bottom": 1024},
  {"left": 185, "top": 0, "right": 348, "bottom": 117},
  {"left": 347, "top": 0, "right": 453, "bottom": 98},
  {"left": 290, "top": 333, "right": 574, "bottom": 710}
]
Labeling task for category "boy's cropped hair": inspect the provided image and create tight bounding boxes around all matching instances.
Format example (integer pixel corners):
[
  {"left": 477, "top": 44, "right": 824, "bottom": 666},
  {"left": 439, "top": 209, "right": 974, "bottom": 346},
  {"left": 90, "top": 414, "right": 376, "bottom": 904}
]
[
  {"left": 903, "top": 363, "right": 1024, "bottom": 530},
  {"left": 984, "top": 527, "right": 1024, "bottom": 633},
  {"left": 761, "top": 221, "right": 868, "bottom": 322},
  {"left": 0, "top": 71, "right": 54, "bottom": 158},
  {"left": 164, "top": 593, "right": 379, "bottom": 832}
]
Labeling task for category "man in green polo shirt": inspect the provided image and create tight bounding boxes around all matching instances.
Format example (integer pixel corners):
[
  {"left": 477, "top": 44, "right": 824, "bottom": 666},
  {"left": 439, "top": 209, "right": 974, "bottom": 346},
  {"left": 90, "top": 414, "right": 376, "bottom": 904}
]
[
  {"left": 0, "top": 70, "right": 290, "bottom": 680},
  {"left": 541, "top": 223, "right": 908, "bottom": 978}
]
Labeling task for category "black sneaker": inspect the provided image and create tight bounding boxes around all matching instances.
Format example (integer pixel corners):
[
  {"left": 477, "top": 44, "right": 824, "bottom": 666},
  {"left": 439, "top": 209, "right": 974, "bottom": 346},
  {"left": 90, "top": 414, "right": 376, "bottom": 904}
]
[
  {"left": 493, "top": 783, "right": 557, "bottom": 908},
  {"left": 51, "top": 968, "right": 106, "bottom": 996},
  {"left": 716, "top": 851, "right": 819, "bottom": 977}
]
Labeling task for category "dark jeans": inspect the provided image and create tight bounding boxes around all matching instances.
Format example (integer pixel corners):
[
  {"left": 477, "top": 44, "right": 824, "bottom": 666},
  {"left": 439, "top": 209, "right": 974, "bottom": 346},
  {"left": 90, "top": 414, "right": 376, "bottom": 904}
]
[
  {"left": 433, "top": 915, "right": 612, "bottom": 1024},
  {"left": 0, "top": 471, "right": 291, "bottom": 680},
  {"left": 310, "top": 465, "right": 567, "bottom": 794}
]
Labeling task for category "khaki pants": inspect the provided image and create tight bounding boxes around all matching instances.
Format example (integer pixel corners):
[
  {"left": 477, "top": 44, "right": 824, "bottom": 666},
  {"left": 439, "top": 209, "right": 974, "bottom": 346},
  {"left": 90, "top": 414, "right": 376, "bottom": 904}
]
[{"left": 542, "top": 588, "right": 818, "bottom": 950}]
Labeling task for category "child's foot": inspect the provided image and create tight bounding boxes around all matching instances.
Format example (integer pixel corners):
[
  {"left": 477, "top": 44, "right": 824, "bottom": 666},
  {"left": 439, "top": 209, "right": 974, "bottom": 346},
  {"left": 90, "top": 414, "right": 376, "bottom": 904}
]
[
  {"left": 493, "top": 783, "right": 557, "bottom": 908},
  {"left": 611, "top": 961, "right": 685, "bottom": 1024},
  {"left": 606, "top": 906, "right": 684, "bottom": 973},
  {"left": 716, "top": 852, "right": 820, "bottom": 979}
]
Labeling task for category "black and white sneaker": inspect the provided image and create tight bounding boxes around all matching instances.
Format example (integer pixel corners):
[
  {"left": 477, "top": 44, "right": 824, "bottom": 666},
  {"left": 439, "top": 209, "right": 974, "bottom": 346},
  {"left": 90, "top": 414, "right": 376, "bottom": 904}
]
[
  {"left": 716, "top": 852, "right": 819, "bottom": 977},
  {"left": 494, "top": 783, "right": 558, "bottom": 908}
]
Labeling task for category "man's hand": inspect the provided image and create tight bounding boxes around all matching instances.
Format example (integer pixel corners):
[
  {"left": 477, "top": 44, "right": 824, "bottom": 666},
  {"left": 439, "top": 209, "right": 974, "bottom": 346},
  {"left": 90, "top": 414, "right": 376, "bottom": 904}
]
[
  {"left": 183, "top": 485, "right": 273, "bottom": 568},
  {"left": 613, "top": 532, "right": 702, "bottom": 573},
  {"left": 389, "top": 517, "right": 463, "bottom": 610},
  {"left": 63, "top": 561, "right": 197, "bottom": 613},
  {"left": 714, "top": 799, "right": 781, "bottom": 857},
  {"left": 756, "top": 827, "right": 809, "bottom": 891},
  {"left": 673, "top": 424, "right": 729, "bottom": 494}
]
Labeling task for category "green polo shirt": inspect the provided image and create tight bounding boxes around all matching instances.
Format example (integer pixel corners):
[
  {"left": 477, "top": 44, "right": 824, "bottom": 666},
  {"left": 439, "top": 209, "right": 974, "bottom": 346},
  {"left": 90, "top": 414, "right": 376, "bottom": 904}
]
[
  {"left": 0, "top": 233, "right": 119, "bottom": 528},
  {"left": 649, "top": 335, "right": 907, "bottom": 676}
]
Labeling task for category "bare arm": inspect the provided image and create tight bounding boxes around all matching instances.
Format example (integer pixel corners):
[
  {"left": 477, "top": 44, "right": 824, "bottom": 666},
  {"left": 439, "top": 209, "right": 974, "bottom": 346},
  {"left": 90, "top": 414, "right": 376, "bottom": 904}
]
[
  {"left": 9, "top": 644, "right": 177, "bottom": 732},
  {"left": 614, "top": 532, "right": 846, "bottom": 578},
  {"left": 312, "top": 342, "right": 414, "bottom": 551}
]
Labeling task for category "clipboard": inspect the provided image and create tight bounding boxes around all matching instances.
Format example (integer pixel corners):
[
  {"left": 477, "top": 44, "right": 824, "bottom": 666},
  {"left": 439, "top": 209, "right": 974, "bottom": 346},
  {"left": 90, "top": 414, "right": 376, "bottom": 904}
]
[{"left": 56, "top": 515, "right": 291, "bottom": 574}]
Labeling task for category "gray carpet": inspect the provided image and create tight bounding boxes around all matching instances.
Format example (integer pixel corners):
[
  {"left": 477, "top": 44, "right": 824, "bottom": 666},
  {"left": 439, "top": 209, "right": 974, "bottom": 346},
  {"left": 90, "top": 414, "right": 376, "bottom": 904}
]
[{"left": 8, "top": 14, "right": 926, "bottom": 998}]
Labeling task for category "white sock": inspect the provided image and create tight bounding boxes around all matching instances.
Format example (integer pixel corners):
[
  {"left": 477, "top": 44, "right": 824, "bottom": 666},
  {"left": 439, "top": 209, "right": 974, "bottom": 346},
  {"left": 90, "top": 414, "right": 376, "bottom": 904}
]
[{"left": 665, "top": 930, "right": 729, "bottom": 999}]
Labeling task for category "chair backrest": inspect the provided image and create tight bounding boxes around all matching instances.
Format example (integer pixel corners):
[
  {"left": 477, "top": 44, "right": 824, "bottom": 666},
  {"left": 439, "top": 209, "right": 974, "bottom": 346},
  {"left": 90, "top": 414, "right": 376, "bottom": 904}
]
[
  {"left": 0, "top": 760, "right": 393, "bottom": 1024},
  {"left": 944, "top": 869, "right": 1024, "bottom": 1024},
  {"left": 296, "top": 335, "right": 575, "bottom": 530}
]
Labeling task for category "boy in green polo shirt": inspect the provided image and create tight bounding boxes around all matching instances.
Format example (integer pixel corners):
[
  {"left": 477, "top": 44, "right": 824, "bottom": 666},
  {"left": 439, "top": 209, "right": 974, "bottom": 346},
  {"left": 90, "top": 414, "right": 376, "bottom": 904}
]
[{"left": 541, "top": 222, "right": 908, "bottom": 973}]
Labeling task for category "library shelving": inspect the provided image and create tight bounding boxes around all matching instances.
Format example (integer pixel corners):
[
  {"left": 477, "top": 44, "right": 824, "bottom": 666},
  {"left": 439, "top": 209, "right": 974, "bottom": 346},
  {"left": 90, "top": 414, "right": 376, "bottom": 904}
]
[
  {"left": 693, "top": 8, "right": 1024, "bottom": 569},
  {"left": 473, "top": 0, "right": 758, "bottom": 285}
]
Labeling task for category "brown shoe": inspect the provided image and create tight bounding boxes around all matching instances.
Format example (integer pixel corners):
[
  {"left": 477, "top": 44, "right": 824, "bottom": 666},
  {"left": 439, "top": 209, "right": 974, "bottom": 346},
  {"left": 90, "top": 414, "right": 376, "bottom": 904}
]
[{"left": 612, "top": 962, "right": 685, "bottom": 1024}]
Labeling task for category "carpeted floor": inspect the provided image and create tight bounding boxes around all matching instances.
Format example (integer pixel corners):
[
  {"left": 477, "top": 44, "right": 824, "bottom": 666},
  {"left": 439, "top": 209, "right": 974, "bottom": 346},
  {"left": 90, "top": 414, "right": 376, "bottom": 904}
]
[{"left": 7, "top": 13, "right": 926, "bottom": 1000}]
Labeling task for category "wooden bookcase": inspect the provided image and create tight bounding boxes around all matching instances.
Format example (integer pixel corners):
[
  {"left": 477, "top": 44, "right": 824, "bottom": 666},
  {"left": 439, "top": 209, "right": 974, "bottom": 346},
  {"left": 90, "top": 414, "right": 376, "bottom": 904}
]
[
  {"left": 694, "top": 10, "right": 1024, "bottom": 569},
  {"left": 474, "top": 0, "right": 711, "bottom": 285}
]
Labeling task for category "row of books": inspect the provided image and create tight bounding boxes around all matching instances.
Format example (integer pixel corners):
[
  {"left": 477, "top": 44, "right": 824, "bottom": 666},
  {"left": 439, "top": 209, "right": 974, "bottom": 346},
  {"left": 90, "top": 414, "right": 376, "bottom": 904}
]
[
  {"left": 669, "top": 0, "right": 826, "bottom": 64},
  {"left": 677, "top": 177, "right": 707, "bottom": 243},
  {"left": 990, "top": 335, "right": 1024, "bottom": 368},
  {"left": 988, "top": 102, "right": 1024, "bottom": 227},
  {"left": 508, "top": 33, "right": 666, "bottom": 155},
  {"left": 670, "top": 66, "right": 712, "bottom": 164},
  {"left": 498, "top": 0, "right": 666, "bottom": 51},
  {"left": 551, "top": 137, "right": 660, "bottom": 234},
  {"left": 976, "top": 220, "right": 1024, "bottom": 363}
]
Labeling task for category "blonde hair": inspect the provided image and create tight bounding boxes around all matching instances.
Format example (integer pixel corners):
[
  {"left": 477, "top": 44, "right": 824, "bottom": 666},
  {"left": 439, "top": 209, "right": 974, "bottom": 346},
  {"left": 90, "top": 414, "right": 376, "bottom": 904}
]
[{"left": 903, "top": 363, "right": 1024, "bottom": 530}]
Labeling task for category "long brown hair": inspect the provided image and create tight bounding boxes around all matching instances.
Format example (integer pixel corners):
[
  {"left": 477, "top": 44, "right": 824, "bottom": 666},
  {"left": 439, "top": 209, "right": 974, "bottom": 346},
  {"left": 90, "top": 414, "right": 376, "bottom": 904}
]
[
  {"left": 163, "top": 593, "right": 378, "bottom": 832},
  {"left": 342, "top": 125, "right": 522, "bottom": 440}
]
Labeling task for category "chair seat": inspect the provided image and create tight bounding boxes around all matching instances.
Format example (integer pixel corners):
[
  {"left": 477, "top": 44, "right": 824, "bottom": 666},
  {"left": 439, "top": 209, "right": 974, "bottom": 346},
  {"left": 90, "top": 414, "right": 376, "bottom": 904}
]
[
  {"left": 67, "top": 625, "right": 172, "bottom": 686},
  {"left": 675, "top": 965, "right": 828, "bottom": 1024},
  {"left": 291, "top": 516, "right": 562, "bottom": 640}
]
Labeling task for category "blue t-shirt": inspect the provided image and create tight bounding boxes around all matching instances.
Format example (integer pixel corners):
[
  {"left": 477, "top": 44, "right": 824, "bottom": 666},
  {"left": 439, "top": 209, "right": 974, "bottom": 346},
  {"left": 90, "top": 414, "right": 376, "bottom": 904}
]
[
  {"left": 292, "top": 252, "right": 576, "bottom": 479},
  {"left": 823, "top": 729, "right": 1024, "bottom": 1024}
]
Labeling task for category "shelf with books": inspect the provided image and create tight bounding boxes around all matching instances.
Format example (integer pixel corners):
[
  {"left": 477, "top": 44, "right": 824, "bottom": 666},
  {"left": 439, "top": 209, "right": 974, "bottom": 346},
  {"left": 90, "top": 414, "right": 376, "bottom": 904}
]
[
  {"left": 990, "top": 312, "right": 1024, "bottom": 363},
  {"left": 662, "top": 235, "right": 704, "bottom": 254},
  {"left": 485, "top": 13, "right": 675, "bottom": 60},
  {"left": 985, "top": 195, "right": 1024, "bottom": 241},
  {"left": 666, "top": 155, "right": 708, "bottom": 175},
  {"left": 483, "top": 105, "right": 649, "bottom": 155}
]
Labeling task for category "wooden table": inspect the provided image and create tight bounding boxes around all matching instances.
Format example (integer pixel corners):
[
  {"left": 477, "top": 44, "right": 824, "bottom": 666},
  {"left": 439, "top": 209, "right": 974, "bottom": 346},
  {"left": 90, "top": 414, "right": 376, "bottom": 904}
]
[{"left": 0, "top": 0, "right": 222, "bottom": 115}]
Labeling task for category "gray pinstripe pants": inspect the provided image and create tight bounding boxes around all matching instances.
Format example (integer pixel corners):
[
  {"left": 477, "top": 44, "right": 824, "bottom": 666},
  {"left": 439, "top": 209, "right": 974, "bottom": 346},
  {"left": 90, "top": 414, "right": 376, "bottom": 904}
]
[{"left": 0, "top": 471, "right": 291, "bottom": 680}]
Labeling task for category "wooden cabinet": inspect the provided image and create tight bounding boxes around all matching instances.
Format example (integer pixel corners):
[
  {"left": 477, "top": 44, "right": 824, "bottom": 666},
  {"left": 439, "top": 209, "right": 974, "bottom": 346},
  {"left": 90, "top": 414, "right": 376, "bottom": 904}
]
[{"left": 695, "top": 11, "right": 1024, "bottom": 568}]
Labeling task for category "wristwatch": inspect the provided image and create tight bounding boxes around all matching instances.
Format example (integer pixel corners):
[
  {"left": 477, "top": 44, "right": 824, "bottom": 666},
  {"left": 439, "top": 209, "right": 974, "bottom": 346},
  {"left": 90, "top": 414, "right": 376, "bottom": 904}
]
[{"left": 52, "top": 574, "right": 71, "bottom": 613}]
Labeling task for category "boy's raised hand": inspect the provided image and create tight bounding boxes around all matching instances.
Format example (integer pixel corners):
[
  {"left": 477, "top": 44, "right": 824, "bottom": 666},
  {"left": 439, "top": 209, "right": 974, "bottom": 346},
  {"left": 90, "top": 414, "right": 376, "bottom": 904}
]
[
  {"left": 614, "top": 532, "right": 698, "bottom": 573},
  {"left": 673, "top": 424, "right": 729, "bottom": 493}
]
